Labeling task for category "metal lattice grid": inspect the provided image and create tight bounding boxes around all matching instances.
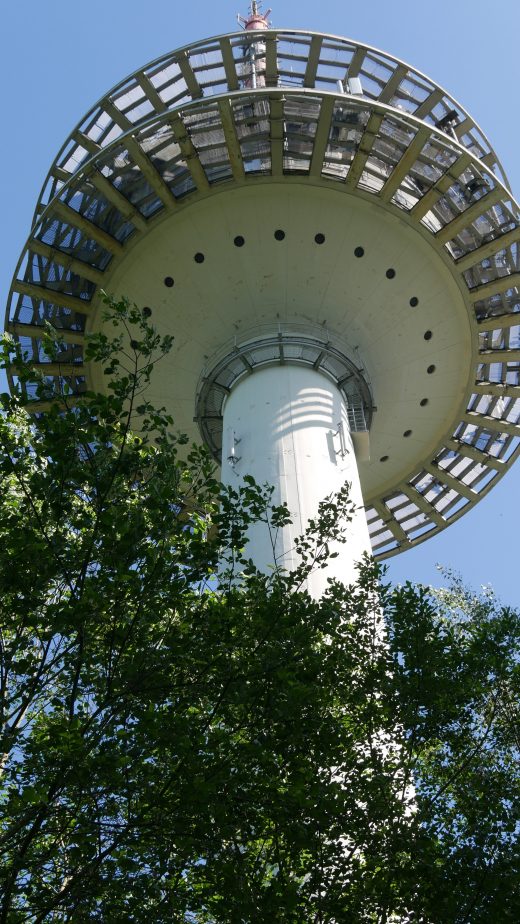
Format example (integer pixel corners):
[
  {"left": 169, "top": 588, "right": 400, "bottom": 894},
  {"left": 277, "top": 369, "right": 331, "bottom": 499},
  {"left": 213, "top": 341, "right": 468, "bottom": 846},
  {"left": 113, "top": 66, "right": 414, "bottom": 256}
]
[
  {"left": 195, "top": 323, "right": 373, "bottom": 458},
  {"left": 5, "top": 30, "right": 520, "bottom": 559}
]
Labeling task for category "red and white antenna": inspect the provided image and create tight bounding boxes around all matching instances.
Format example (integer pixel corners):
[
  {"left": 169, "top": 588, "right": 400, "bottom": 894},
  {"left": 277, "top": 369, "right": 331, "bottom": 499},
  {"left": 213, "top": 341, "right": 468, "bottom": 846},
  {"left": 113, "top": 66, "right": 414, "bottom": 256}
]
[{"left": 238, "top": 1, "right": 272, "bottom": 31}]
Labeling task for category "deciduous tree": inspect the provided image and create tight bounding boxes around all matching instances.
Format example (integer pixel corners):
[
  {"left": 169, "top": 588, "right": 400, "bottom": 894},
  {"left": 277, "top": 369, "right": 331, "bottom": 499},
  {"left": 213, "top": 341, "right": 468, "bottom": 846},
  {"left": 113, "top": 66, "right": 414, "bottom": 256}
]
[{"left": 0, "top": 298, "right": 518, "bottom": 921}]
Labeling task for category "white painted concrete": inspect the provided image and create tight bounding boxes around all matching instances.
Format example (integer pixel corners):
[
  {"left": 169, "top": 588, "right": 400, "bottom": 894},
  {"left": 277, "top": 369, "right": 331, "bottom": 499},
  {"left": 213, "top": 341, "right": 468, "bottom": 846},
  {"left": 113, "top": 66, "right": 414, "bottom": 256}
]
[
  {"left": 221, "top": 364, "right": 372, "bottom": 597},
  {"left": 96, "top": 183, "right": 471, "bottom": 510}
]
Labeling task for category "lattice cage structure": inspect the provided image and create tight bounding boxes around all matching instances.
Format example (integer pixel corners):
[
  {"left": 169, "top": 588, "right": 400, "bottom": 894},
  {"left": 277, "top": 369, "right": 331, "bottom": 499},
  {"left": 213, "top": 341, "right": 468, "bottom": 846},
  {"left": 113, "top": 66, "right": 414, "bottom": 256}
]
[
  {"left": 6, "top": 30, "right": 520, "bottom": 558},
  {"left": 195, "top": 323, "right": 374, "bottom": 459}
]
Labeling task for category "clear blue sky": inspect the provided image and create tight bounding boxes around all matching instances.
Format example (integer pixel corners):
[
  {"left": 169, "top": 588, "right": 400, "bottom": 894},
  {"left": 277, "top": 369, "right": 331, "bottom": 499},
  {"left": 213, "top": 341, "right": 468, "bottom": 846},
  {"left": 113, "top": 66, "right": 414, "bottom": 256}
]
[{"left": 1, "top": 0, "right": 519, "bottom": 603}]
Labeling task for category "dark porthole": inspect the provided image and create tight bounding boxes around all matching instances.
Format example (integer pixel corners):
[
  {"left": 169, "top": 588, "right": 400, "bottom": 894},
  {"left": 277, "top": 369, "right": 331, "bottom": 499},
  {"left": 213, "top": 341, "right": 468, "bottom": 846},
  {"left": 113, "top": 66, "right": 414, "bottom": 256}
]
[
  {"left": 164, "top": 276, "right": 174, "bottom": 288},
  {"left": 427, "top": 364, "right": 436, "bottom": 374},
  {"left": 380, "top": 455, "right": 389, "bottom": 462},
  {"left": 420, "top": 398, "right": 429, "bottom": 407},
  {"left": 409, "top": 296, "right": 419, "bottom": 307},
  {"left": 386, "top": 268, "right": 396, "bottom": 279},
  {"left": 403, "top": 429, "right": 412, "bottom": 438},
  {"left": 274, "top": 229, "right": 285, "bottom": 241},
  {"left": 354, "top": 246, "right": 364, "bottom": 258},
  {"left": 194, "top": 252, "right": 205, "bottom": 263},
  {"left": 142, "top": 306, "right": 152, "bottom": 317},
  {"left": 424, "top": 330, "right": 432, "bottom": 340},
  {"left": 314, "top": 233, "right": 325, "bottom": 244},
  {"left": 234, "top": 235, "right": 245, "bottom": 247}
]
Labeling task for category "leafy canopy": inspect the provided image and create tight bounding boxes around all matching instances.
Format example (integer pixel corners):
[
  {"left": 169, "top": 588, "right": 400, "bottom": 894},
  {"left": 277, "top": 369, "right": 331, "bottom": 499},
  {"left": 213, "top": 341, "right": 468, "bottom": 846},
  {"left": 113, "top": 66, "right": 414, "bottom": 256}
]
[{"left": 0, "top": 297, "right": 518, "bottom": 922}]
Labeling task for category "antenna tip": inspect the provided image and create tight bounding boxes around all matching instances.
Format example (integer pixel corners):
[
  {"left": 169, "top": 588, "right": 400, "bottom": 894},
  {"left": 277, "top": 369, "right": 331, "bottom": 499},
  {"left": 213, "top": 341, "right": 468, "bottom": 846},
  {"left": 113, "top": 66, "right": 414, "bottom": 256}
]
[{"left": 239, "top": 1, "right": 271, "bottom": 30}]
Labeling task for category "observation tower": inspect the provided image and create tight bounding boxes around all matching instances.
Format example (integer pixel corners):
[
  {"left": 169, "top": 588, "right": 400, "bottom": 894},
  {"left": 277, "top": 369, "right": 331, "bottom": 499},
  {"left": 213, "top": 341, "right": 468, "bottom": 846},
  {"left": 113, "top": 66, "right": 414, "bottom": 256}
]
[{"left": 5, "top": 4, "right": 520, "bottom": 595}]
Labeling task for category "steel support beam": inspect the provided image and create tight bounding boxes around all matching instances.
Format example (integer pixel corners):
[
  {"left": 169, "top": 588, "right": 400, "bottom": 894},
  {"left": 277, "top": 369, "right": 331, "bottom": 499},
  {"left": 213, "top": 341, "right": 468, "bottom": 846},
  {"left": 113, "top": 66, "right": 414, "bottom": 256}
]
[
  {"left": 52, "top": 200, "right": 125, "bottom": 255},
  {"left": 456, "top": 226, "right": 520, "bottom": 273},
  {"left": 7, "top": 322, "right": 85, "bottom": 345},
  {"left": 435, "top": 187, "right": 504, "bottom": 245},
  {"left": 11, "top": 281, "right": 93, "bottom": 315},
  {"left": 379, "top": 126, "right": 430, "bottom": 203},
  {"left": 345, "top": 111, "right": 384, "bottom": 189}
]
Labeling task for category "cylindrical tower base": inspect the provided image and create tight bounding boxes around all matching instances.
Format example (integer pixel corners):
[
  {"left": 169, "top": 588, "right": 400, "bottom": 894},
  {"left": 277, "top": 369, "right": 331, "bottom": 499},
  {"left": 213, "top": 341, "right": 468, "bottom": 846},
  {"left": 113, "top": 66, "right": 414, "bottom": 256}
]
[{"left": 221, "top": 365, "right": 371, "bottom": 596}]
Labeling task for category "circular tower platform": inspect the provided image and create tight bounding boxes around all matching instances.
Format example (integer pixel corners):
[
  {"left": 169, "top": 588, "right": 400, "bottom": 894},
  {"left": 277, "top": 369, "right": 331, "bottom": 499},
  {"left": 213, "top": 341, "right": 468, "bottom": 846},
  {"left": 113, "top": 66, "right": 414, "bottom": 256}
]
[{"left": 6, "top": 27, "right": 520, "bottom": 559}]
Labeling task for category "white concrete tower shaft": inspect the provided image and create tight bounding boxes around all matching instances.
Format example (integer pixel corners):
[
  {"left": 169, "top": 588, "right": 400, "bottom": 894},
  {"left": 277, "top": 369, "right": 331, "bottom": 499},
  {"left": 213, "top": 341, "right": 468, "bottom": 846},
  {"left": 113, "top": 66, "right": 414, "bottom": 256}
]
[{"left": 221, "top": 364, "right": 371, "bottom": 596}]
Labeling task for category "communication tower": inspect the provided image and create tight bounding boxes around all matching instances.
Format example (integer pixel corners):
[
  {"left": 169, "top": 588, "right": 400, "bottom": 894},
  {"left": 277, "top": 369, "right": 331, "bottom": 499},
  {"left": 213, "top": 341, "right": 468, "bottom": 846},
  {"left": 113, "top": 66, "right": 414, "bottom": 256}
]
[{"left": 6, "top": 5, "right": 520, "bottom": 594}]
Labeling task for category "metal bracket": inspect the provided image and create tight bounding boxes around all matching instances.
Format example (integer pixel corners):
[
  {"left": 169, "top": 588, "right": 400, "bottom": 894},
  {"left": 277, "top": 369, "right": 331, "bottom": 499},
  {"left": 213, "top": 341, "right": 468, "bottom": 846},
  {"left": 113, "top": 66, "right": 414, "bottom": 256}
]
[
  {"left": 334, "top": 421, "right": 348, "bottom": 459},
  {"left": 227, "top": 430, "right": 242, "bottom": 469}
]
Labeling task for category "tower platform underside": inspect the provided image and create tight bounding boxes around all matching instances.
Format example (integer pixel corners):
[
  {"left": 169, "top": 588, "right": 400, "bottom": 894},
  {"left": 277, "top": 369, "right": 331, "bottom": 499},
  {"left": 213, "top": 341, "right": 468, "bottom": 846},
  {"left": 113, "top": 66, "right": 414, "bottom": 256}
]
[{"left": 6, "top": 29, "right": 520, "bottom": 560}]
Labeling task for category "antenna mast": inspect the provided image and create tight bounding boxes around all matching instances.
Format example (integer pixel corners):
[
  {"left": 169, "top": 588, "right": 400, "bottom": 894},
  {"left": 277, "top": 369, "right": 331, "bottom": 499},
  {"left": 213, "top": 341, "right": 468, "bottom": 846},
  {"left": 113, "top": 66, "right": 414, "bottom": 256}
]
[
  {"left": 238, "top": 1, "right": 272, "bottom": 31},
  {"left": 237, "top": 2, "right": 272, "bottom": 89}
]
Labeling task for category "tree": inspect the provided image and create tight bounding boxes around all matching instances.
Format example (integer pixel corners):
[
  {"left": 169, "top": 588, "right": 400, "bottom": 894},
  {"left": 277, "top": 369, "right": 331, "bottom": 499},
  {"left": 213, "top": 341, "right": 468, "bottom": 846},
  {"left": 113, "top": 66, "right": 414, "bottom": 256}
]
[{"left": 0, "top": 297, "right": 518, "bottom": 922}]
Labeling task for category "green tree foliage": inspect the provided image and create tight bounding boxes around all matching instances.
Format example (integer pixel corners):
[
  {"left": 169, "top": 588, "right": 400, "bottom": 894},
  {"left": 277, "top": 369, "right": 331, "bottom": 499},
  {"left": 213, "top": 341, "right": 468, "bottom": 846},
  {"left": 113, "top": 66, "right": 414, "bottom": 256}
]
[{"left": 0, "top": 298, "right": 518, "bottom": 922}]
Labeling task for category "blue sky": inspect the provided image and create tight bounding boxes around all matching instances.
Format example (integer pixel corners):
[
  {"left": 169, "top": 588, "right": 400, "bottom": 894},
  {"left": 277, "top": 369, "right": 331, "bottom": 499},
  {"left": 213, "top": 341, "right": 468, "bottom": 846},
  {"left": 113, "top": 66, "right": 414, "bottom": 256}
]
[{"left": 1, "top": 0, "right": 519, "bottom": 603}]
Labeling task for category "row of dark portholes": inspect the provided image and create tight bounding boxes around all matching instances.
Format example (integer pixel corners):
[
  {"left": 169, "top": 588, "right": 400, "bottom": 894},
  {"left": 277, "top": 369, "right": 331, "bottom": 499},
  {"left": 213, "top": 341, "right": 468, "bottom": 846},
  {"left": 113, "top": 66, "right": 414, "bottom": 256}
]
[
  {"left": 159, "top": 231, "right": 436, "bottom": 465},
  {"left": 162, "top": 233, "right": 422, "bottom": 304}
]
